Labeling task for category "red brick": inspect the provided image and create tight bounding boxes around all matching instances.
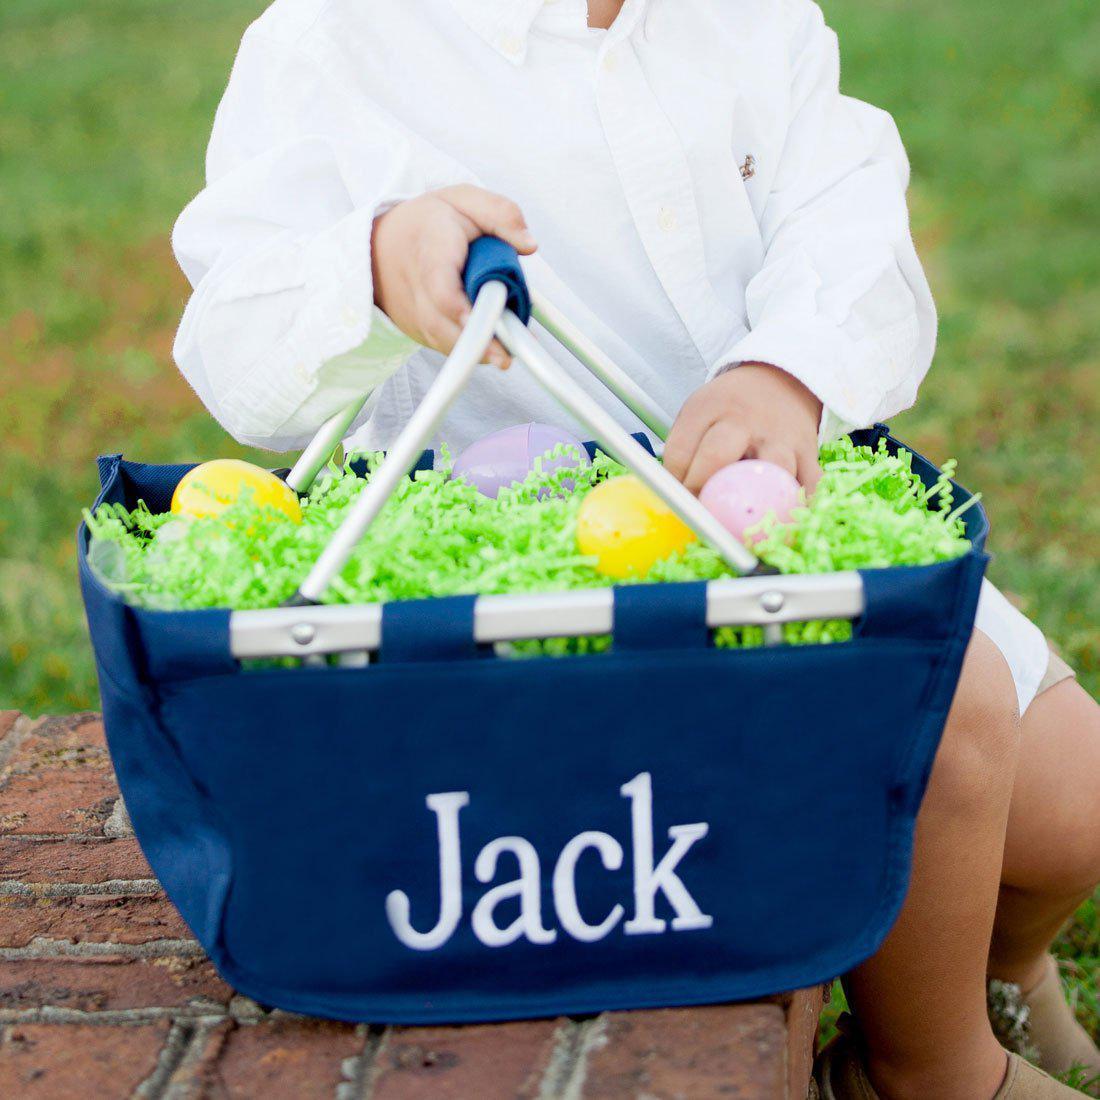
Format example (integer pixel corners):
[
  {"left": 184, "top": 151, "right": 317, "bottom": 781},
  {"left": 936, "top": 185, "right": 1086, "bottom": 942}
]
[
  {"left": 0, "top": 955, "right": 232, "bottom": 1013},
  {"left": 0, "top": 715, "right": 117, "bottom": 836},
  {"left": 0, "top": 891, "right": 190, "bottom": 948},
  {"left": 372, "top": 1019, "right": 560, "bottom": 1100},
  {"left": 0, "top": 836, "right": 152, "bottom": 885},
  {"left": 0, "top": 1021, "right": 170, "bottom": 1099},
  {"left": 781, "top": 988, "right": 825, "bottom": 1098},
  {"left": 173, "top": 1017, "right": 362, "bottom": 1098},
  {"left": 582, "top": 1004, "right": 788, "bottom": 1099},
  {"left": 0, "top": 713, "right": 19, "bottom": 743}
]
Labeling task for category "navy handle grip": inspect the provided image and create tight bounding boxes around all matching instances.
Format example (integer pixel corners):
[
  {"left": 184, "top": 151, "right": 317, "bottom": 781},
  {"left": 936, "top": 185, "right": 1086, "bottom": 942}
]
[{"left": 462, "top": 236, "right": 532, "bottom": 324}]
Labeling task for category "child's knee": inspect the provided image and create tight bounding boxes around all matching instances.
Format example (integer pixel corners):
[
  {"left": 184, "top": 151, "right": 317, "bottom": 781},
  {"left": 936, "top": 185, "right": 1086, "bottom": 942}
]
[{"left": 927, "top": 631, "right": 1021, "bottom": 814}]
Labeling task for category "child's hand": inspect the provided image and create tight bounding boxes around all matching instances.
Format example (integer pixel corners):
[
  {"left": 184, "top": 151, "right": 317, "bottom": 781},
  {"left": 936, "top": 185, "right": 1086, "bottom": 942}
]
[
  {"left": 664, "top": 364, "right": 823, "bottom": 493},
  {"left": 371, "top": 185, "right": 537, "bottom": 368}
]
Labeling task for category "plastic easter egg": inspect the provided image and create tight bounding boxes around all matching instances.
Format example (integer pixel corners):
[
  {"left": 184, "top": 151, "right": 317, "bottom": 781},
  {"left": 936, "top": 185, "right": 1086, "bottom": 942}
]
[
  {"left": 699, "top": 460, "right": 801, "bottom": 543},
  {"left": 171, "top": 459, "right": 302, "bottom": 523},
  {"left": 452, "top": 422, "right": 589, "bottom": 498},
  {"left": 577, "top": 476, "right": 696, "bottom": 578}
]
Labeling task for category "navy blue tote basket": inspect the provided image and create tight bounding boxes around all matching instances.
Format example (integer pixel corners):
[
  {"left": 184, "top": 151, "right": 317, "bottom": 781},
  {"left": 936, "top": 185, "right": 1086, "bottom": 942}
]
[{"left": 78, "top": 241, "right": 988, "bottom": 1024}]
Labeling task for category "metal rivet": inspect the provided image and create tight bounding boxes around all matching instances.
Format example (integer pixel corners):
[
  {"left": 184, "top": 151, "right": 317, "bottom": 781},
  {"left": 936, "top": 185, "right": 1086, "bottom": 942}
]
[
  {"left": 291, "top": 623, "right": 316, "bottom": 646},
  {"left": 760, "top": 591, "right": 785, "bottom": 614}
]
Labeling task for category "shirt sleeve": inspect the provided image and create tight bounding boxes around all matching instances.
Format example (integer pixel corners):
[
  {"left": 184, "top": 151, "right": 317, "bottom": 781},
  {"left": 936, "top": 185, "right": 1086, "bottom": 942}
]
[
  {"left": 708, "top": 0, "right": 937, "bottom": 443},
  {"left": 171, "top": 28, "right": 422, "bottom": 452}
]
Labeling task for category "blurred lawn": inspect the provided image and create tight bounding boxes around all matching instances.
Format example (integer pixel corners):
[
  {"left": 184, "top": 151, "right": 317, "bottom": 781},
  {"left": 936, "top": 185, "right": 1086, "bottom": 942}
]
[{"left": 0, "top": 0, "right": 1097, "bottom": 1076}]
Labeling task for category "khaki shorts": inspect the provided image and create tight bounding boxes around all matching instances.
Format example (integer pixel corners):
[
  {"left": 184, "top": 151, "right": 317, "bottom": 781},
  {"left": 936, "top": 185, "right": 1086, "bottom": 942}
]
[{"left": 1037, "top": 647, "right": 1077, "bottom": 697}]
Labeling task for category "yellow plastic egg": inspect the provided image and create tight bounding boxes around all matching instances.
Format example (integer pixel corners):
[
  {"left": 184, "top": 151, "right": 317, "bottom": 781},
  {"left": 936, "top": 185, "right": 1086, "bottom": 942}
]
[
  {"left": 171, "top": 459, "right": 302, "bottom": 523},
  {"left": 577, "top": 476, "right": 696, "bottom": 578}
]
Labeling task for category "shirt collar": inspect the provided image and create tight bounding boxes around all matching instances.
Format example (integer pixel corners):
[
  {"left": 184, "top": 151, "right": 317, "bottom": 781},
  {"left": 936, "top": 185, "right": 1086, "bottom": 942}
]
[
  {"left": 448, "top": 0, "right": 547, "bottom": 65},
  {"left": 448, "top": 0, "right": 651, "bottom": 65}
]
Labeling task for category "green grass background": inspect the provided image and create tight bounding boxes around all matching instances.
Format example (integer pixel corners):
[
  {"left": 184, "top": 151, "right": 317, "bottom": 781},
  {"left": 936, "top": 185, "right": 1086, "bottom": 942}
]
[{"left": 0, "top": 0, "right": 1097, "bottom": 1072}]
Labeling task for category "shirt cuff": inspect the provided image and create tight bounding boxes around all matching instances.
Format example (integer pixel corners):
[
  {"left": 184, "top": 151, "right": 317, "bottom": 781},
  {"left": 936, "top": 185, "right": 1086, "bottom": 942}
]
[
  {"left": 708, "top": 315, "right": 879, "bottom": 444},
  {"left": 215, "top": 204, "right": 418, "bottom": 443}
]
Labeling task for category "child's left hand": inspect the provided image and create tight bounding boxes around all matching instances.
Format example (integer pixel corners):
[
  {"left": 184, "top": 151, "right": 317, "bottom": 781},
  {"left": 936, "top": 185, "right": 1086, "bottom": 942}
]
[{"left": 663, "top": 363, "right": 823, "bottom": 493}]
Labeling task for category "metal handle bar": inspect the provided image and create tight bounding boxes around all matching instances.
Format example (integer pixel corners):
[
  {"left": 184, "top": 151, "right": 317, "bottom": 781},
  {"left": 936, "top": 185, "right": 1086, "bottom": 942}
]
[
  {"left": 287, "top": 281, "right": 509, "bottom": 605},
  {"left": 494, "top": 311, "right": 759, "bottom": 574},
  {"left": 285, "top": 396, "right": 370, "bottom": 493},
  {"left": 284, "top": 272, "right": 673, "bottom": 498},
  {"left": 286, "top": 237, "right": 760, "bottom": 603},
  {"left": 530, "top": 291, "right": 673, "bottom": 441}
]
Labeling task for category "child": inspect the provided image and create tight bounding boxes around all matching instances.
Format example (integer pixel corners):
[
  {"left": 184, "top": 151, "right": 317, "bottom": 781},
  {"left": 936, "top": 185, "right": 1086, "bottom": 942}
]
[{"left": 172, "top": 2, "right": 1100, "bottom": 1096}]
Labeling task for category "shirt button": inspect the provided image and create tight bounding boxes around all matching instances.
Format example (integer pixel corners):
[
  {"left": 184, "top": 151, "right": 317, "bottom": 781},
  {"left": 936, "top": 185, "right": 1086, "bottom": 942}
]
[
  {"left": 342, "top": 304, "right": 360, "bottom": 328},
  {"left": 295, "top": 363, "right": 310, "bottom": 383},
  {"left": 601, "top": 52, "right": 618, "bottom": 74},
  {"left": 657, "top": 206, "right": 678, "bottom": 233},
  {"left": 498, "top": 33, "right": 523, "bottom": 60}
]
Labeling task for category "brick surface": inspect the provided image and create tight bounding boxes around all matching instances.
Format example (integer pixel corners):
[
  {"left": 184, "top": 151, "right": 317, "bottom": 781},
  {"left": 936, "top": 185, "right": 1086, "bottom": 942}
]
[
  {"left": 0, "top": 1021, "right": 170, "bottom": 1099},
  {"left": 783, "top": 987, "right": 826, "bottom": 1098},
  {"left": 372, "top": 1019, "right": 561, "bottom": 1099},
  {"left": 582, "top": 1004, "right": 789, "bottom": 1099},
  {"left": 0, "top": 835, "right": 153, "bottom": 885},
  {"left": 0, "top": 891, "right": 190, "bottom": 948},
  {"left": 0, "top": 715, "right": 117, "bottom": 836},
  {"left": 0, "top": 712, "right": 19, "bottom": 743},
  {"left": 0, "top": 712, "right": 826, "bottom": 1098},
  {"left": 172, "top": 1017, "right": 364, "bottom": 1098},
  {"left": 0, "top": 955, "right": 231, "bottom": 1014}
]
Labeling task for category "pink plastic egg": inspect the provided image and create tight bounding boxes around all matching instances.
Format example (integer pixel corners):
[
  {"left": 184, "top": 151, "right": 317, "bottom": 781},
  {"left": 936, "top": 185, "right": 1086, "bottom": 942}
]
[
  {"left": 699, "top": 460, "right": 802, "bottom": 543},
  {"left": 452, "top": 422, "right": 589, "bottom": 498}
]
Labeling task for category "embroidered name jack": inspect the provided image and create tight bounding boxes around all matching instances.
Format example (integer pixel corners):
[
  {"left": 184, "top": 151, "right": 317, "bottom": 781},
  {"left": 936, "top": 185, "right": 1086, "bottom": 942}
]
[{"left": 386, "top": 772, "right": 713, "bottom": 951}]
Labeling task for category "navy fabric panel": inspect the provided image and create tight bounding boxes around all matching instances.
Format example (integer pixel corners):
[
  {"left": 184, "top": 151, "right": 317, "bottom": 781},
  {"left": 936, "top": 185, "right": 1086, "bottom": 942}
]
[
  {"left": 160, "top": 631, "right": 959, "bottom": 1023},
  {"left": 78, "top": 433, "right": 988, "bottom": 1023},
  {"left": 136, "top": 607, "right": 236, "bottom": 681},
  {"left": 381, "top": 596, "right": 479, "bottom": 663},
  {"left": 348, "top": 449, "right": 435, "bottom": 480},
  {"left": 462, "top": 236, "right": 531, "bottom": 323},
  {"left": 613, "top": 582, "right": 708, "bottom": 651},
  {"left": 97, "top": 453, "right": 123, "bottom": 490},
  {"left": 78, "top": 517, "right": 232, "bottom": 951},
  {"left": 858, "top": 555, "right": 989, "bottom": 642},
  {"left": 117, "top": 458, "right": 200, "bottom": 514},
  {"left": 582, "top": 432, "right": 656, "bottom": 461}
]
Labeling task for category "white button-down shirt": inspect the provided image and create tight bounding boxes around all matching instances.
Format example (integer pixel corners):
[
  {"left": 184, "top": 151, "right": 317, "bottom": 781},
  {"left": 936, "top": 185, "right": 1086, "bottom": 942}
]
[
  {"left": 173, "top": 0, "right": 935, "bottom": 456},
  {"left": 171, "top": 0, "right": 1052, "bottom": 712}
]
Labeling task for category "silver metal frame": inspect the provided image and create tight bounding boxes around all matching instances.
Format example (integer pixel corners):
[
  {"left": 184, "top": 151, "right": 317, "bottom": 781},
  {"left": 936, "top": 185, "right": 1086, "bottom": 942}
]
[
  {"left": 231, "top": 572, "right": 865, "bottom": 659},
  {"left": 495, "top": 312, "right": 760, "bottom": 574},
  {"left": 529, "top": 291, "right": 673, "bottom": 441},
  {"left": 294, "top": 282, "right": 509, "bottom": 603},
  {"left": 285, "top": 397, "right": 369, "bottom": 493},
  {"left": 234, "top": 272, "right": 868, "bottom": 656},
  {"left": 283, "top": 283, "right": 676, "bottom": 497}
]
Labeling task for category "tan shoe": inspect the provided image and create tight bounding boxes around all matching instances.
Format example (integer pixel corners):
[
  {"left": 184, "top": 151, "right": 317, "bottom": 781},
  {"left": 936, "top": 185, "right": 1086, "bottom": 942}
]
[
  {"left": 815, "top": 1019, "right": 1082, "bottom": 1099},
  {"left": 996, "top": 1053, "right": 1092, "bottom": 1098},
  {"left": 990, "top": 956, "right": 1100, "bottom": 1090}
]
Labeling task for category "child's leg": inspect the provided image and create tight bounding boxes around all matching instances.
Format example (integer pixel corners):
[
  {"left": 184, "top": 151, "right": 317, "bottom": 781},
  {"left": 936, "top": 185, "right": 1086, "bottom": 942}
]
[
  {"left": 843, "top": 631, "right": 1020, "bottom": 1100},
  {"left": 993, "top": 677, "right": 1100, "bottom": 982}
]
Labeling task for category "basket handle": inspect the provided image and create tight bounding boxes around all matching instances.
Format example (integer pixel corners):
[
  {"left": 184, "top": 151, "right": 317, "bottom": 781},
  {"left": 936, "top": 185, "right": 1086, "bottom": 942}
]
[
  {"left": 285, "top": 266, "right": 511, "bottom": 606},
  {"left": 285, "top": 244, "right": 673, "bottom": 493},
  {"left": 285, "top": 237, "right": 759, "bottom": 606},
  {"left": 284, "top": 237, "right": 532, "bottom": 494},
  {"left": 492, "top": 310, "right": 760, "bottom": 575},
  {"left": 463, "top": 235, "right": 532, "bottom": 323}
]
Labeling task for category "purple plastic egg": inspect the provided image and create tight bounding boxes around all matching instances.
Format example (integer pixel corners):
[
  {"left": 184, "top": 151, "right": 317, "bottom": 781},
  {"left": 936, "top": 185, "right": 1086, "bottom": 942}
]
[
  {"left": 452, "top": 422, "right": 589, "bottom": 498},
  {"left": 699, "top": 460, "right": 802, "bottom": 543}
]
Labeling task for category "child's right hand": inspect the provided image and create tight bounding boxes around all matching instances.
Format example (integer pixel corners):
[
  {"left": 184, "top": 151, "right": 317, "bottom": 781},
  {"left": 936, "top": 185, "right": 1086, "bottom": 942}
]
[{"left": 371, "top": 185, "right": 537, "bottom": 368}]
